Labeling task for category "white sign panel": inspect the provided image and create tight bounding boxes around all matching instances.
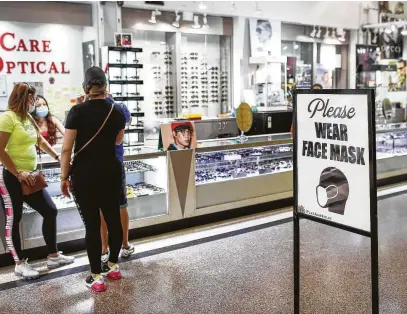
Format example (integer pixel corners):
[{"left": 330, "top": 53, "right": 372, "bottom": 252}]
[{"left": 296, "top": 92, "right": 372, "bottom": 232}]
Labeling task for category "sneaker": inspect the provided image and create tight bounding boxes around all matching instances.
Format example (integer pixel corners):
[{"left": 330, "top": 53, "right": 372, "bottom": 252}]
[
  {"left": 120, "top": 244, "right": 135, "bottom": 258},
  {"left": 101, "top": 263, "right": 122, "bottom": 280},
  {"left": 101, "top": 251, "right": 109, "bottom": 264},
  {"left": 47, "top": 252, "right": 75, "bottom": 269},
  {"left": 85, "top": 274, "right": 107, "bottom": 293},
  {"left": 14, "top": 259, "right": 39, "bottom": 280}
]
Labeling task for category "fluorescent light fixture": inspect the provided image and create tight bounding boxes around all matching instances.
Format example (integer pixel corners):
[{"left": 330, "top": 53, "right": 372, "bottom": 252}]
[
  {"left": 192, "top": 15, "right": 201, "bottom": 29},
  {"left": 316, "top": 26, "right": 321, "bottom": 38},
  {"left": 255, "top": 2, "right": 261, "bottom": 14},
  {"left": 148, "top": 11, "right": 156, "bottom": 24},
  {"left": 198, "top": 1, "right": 207, "bottom": 10},
  {"left": 202, "top": 13, "right": 209, "bottom": 29},
  {"left": 172, "top": 11, "right": 180, "bottom": 28},
  {"left": 310, "top": 26, "right": 316, "bottom": 38},
  {"left": 402, "top": 25, "right": 407, "bottom": 36}
]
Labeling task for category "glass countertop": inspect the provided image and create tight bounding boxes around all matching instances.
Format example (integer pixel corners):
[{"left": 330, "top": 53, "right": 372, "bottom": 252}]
[{"left": 197, "top": 133, "right": 292, "bottom": 148}]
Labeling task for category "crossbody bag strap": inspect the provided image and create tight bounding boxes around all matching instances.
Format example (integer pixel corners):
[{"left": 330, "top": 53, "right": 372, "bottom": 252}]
[{"left": 73, "top": 103, "right": 114, "bottom": 159}]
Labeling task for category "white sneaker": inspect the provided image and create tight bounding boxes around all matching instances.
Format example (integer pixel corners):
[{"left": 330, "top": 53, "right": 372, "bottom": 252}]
[
  {"left": 101, "top": 251, "right": 109, "bottom": 264},
  {"left": 47, "top": 252, "right": 75, "bottom": 269},
  {"left": 15, "top": 259, "right": 39, "bottom": 280},
  {"left": 120, "top": 244, "right": 135, "bottom": 258}
]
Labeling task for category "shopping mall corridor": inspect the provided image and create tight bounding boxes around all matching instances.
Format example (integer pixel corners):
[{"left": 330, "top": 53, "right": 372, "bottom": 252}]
[{"left": 0, "top": 188, "right": 406, "bottom": 313}]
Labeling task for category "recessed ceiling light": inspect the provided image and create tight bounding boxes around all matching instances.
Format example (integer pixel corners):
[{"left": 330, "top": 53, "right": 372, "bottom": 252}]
[{"left": 198, "top": 1, "right": 207, "bottom": 10}]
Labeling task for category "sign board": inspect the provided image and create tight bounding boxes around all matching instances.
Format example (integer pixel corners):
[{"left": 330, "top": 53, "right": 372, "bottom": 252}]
[
  {"left": 293, "top": 89, "right": 378, "bottom": 314},
  {"left": 295, "top": 90, "right": 376, "bottom": 233}
]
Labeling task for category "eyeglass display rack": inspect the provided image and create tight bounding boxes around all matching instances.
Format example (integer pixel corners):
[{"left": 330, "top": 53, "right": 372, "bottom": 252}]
[{"left": 101, "top": 46, "right": 145, "bottom": 147}]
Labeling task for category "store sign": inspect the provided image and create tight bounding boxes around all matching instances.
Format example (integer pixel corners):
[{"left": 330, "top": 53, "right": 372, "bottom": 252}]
[
  {"left": 295, "top": 90, "right": 376, "bottom": 233},
  {"left": 0, "top": 32, "right": 70, "bottom": 74}
]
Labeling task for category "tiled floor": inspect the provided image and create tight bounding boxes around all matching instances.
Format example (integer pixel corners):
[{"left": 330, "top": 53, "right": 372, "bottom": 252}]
[{"left": 0, "top": 188, "right": 406, "bottom": 313}]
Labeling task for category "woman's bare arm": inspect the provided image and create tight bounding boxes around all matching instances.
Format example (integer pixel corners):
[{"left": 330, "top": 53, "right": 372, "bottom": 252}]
[
  {"left": 38, "top": 135, "right": 59, "bottom": 160},
  {"left": 61, "top": 129, "right": 76, "bottom": 180},
  {"left": 0, "top": 132, "right": 19, "bottom": 177},
  {"left": 116, "top": 129, "right": 125, "bottom": 145},
  {"left": 52, "top": 116, "right": 65, "bottom": 136}
]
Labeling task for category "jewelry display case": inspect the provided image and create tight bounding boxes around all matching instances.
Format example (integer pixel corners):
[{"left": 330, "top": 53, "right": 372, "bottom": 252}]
[{"left": 2, "top": 130, "right": 406, "bottom": 260}]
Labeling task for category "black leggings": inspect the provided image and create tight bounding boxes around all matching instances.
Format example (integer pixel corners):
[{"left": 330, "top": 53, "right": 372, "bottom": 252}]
[
  {"left": 0, "top": 168, "right": 58, "bottom": 262},
  {"left": 71, "top": 168, "right": 123, "bottom": 274}
]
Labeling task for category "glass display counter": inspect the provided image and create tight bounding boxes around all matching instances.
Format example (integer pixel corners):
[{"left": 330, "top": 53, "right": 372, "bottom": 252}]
[{"left": 2, "top": 130, "right": 406, "bottom": 259}]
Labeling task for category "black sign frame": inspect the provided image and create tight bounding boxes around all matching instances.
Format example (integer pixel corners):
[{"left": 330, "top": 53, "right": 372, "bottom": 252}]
[{"left": 293, "top": 89, "right": 378, "bottom": 314}]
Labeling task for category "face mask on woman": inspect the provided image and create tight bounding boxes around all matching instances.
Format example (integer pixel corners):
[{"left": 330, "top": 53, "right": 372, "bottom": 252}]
[{"left": 35, "top": 106, "right": 49, "bottom": 117}]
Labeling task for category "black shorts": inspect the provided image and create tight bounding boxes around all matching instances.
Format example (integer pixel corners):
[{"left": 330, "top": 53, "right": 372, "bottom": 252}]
[{"left": 120, "top": 163, "right": 128, "bottom": 209}]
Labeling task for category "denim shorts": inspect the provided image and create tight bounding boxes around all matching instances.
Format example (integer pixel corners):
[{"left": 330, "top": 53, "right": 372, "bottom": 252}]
[{"left": 120, "top": 163, "right": 128, "bottom": 209}]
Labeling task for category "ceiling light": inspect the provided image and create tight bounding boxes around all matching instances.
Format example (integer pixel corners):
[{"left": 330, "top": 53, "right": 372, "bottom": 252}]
[
  {"left": 192, "top": 15, "right": 201, "bottom": 29},
  {"left": 331, "top": 28, "right": 337, "bottom": 39},
  {"left": 310, "top": 26, "right": 316, "bottom": 38},
  {"left": 255, "top": 2, "right": 261, "bottom": 14},
  {"left": 202, "top": 13, "right": 209, "bottom": 29},
  {"left": 230, "top": 1, "right": 236, "bottom": 11},
  {"left": 391, "top": 24, "right": 397, "bottom": 32},
  {"left": 293, "top": 42, "right": 299, "bottom": 50},
  {"left": 283, "top": 46, "right": 288, "bottom": 50},
  {"left": 324, "top": 28, "right": 329, "bottom": 39},
  {"left": 198, "top": 1, "right": 207, "bottom": 10},
  {"left": 385, "top": 27, "right": 392, "bottom": 34},
  {"left": 172, "top": 11, "right": 180, "bottom": 28},
  {"left": 402, "top": 25, "right": 407, "bottom": 36},
  {"left": 148, "top": 11, "right": 156, "bottom": 24},
  {"left": 338, "top": 30, "right": 346, "bottom": 42},
  {"left": 316, "top": 26, "right": 321, "bottom": 38}
]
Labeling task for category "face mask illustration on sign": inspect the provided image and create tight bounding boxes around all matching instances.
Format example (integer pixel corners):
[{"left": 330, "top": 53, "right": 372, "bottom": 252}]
[{"left": 316, "top": 167, "right": 349, "bottom": 215}]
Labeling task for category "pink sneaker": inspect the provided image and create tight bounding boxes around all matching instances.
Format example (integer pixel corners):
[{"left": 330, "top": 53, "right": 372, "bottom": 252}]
[
  {"left": 85, "top": 274, "right": 107, "bottom": 293},
  {"left": 101, "top": 263, "right": 122, "bottom": 280}
]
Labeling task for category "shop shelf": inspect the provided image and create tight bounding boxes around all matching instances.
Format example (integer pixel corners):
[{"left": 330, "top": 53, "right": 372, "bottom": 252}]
[
  {"left": 109, "top": 80, "right": 143, "bottom": 85},
  {"left": 108, "top": 63, "right": 143, "bottom": 69}
]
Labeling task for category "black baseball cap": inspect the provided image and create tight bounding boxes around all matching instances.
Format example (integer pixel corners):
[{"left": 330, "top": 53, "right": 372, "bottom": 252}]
[{"left": 84, "top": 66, "right": 107, "bottom": 85}]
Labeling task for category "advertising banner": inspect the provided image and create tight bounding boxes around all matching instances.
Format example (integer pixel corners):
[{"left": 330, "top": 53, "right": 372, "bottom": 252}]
[{"left": 295, "top": 90, "right": 375, "bottom": 233}]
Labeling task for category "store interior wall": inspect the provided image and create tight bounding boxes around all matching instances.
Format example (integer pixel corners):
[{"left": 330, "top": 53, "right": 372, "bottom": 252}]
[{"left": 124, "top": 1, "right": 364, "bottom": 30}]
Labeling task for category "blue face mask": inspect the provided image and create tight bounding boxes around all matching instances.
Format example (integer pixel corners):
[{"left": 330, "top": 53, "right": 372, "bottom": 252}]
[{"left": 35, "top": 106, "right": 49, "bottom": 118}]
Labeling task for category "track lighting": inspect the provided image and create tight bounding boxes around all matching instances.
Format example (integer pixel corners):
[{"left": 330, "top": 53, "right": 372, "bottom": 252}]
[
  {"left": 148, "top": 11, "right": 156, "bottom": 24},
  {"left": 331, "top": 28, "right": 337, "bottom": 39},
  {"left": 339, "top": 30, "right": 346, "bottom": 42},
  {"left": 310, "top": 26, "right": 316, "bottom": 38},
  {"left": 198, "top": 1, "right": 207, "bottom": 10},
  {"left": 230, "top": 1, "right": 236, "bottom": 11},
  {"left": 316, "top": 26, "right": 321, "bottom": 38},
  {"left": 172, "top": 11, "right": 180, "bottom": 28},
  {"left": 255, "top": 2, "right": 261, "bottom": 14},
  {"left": 202, "top": 13, "right": 209, "bottom": 29},
  {"left": 192, "top": 15, "right": 201, "bottom": 29},
  {"left": 323, "top": 28, "right": 329, "bottom": 39}
]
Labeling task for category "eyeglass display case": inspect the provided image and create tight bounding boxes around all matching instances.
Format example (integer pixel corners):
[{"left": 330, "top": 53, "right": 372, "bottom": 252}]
[{"left": 1, "top": 130, "right": 406, "bottom": 261}]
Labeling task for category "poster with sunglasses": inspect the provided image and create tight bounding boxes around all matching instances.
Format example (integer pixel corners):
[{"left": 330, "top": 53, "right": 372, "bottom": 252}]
[
  {"left": 294, "top": 90, "right": 376, "bottom": 233},
  {"left": 249, "top": 19, "right": 281, "bottom": 58},
  {"left": 160, "top": 122, "right": 197, "bottom": 151}
]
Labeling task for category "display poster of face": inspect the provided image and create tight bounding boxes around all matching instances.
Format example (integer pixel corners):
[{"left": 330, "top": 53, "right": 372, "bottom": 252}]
[
  {"left": 315, "top": 65, "right": 332, "bottom": 89},
  {"left": 161, "top": 121, "right": 197, "bottom": 151},
  {"left": 249, "top": 19, "right": 281, "bottom": 58},
  {"left": 296, "top": 92, "right": 372, "bottom": 232}
]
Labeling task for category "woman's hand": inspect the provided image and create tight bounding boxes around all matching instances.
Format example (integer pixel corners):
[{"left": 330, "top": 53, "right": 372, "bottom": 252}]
[
  {"left": 18, "top": 172, "right": 36, "bottom": 186},
  {"left": 61, "top": 179, "right": 72, "bottom": 198}
]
